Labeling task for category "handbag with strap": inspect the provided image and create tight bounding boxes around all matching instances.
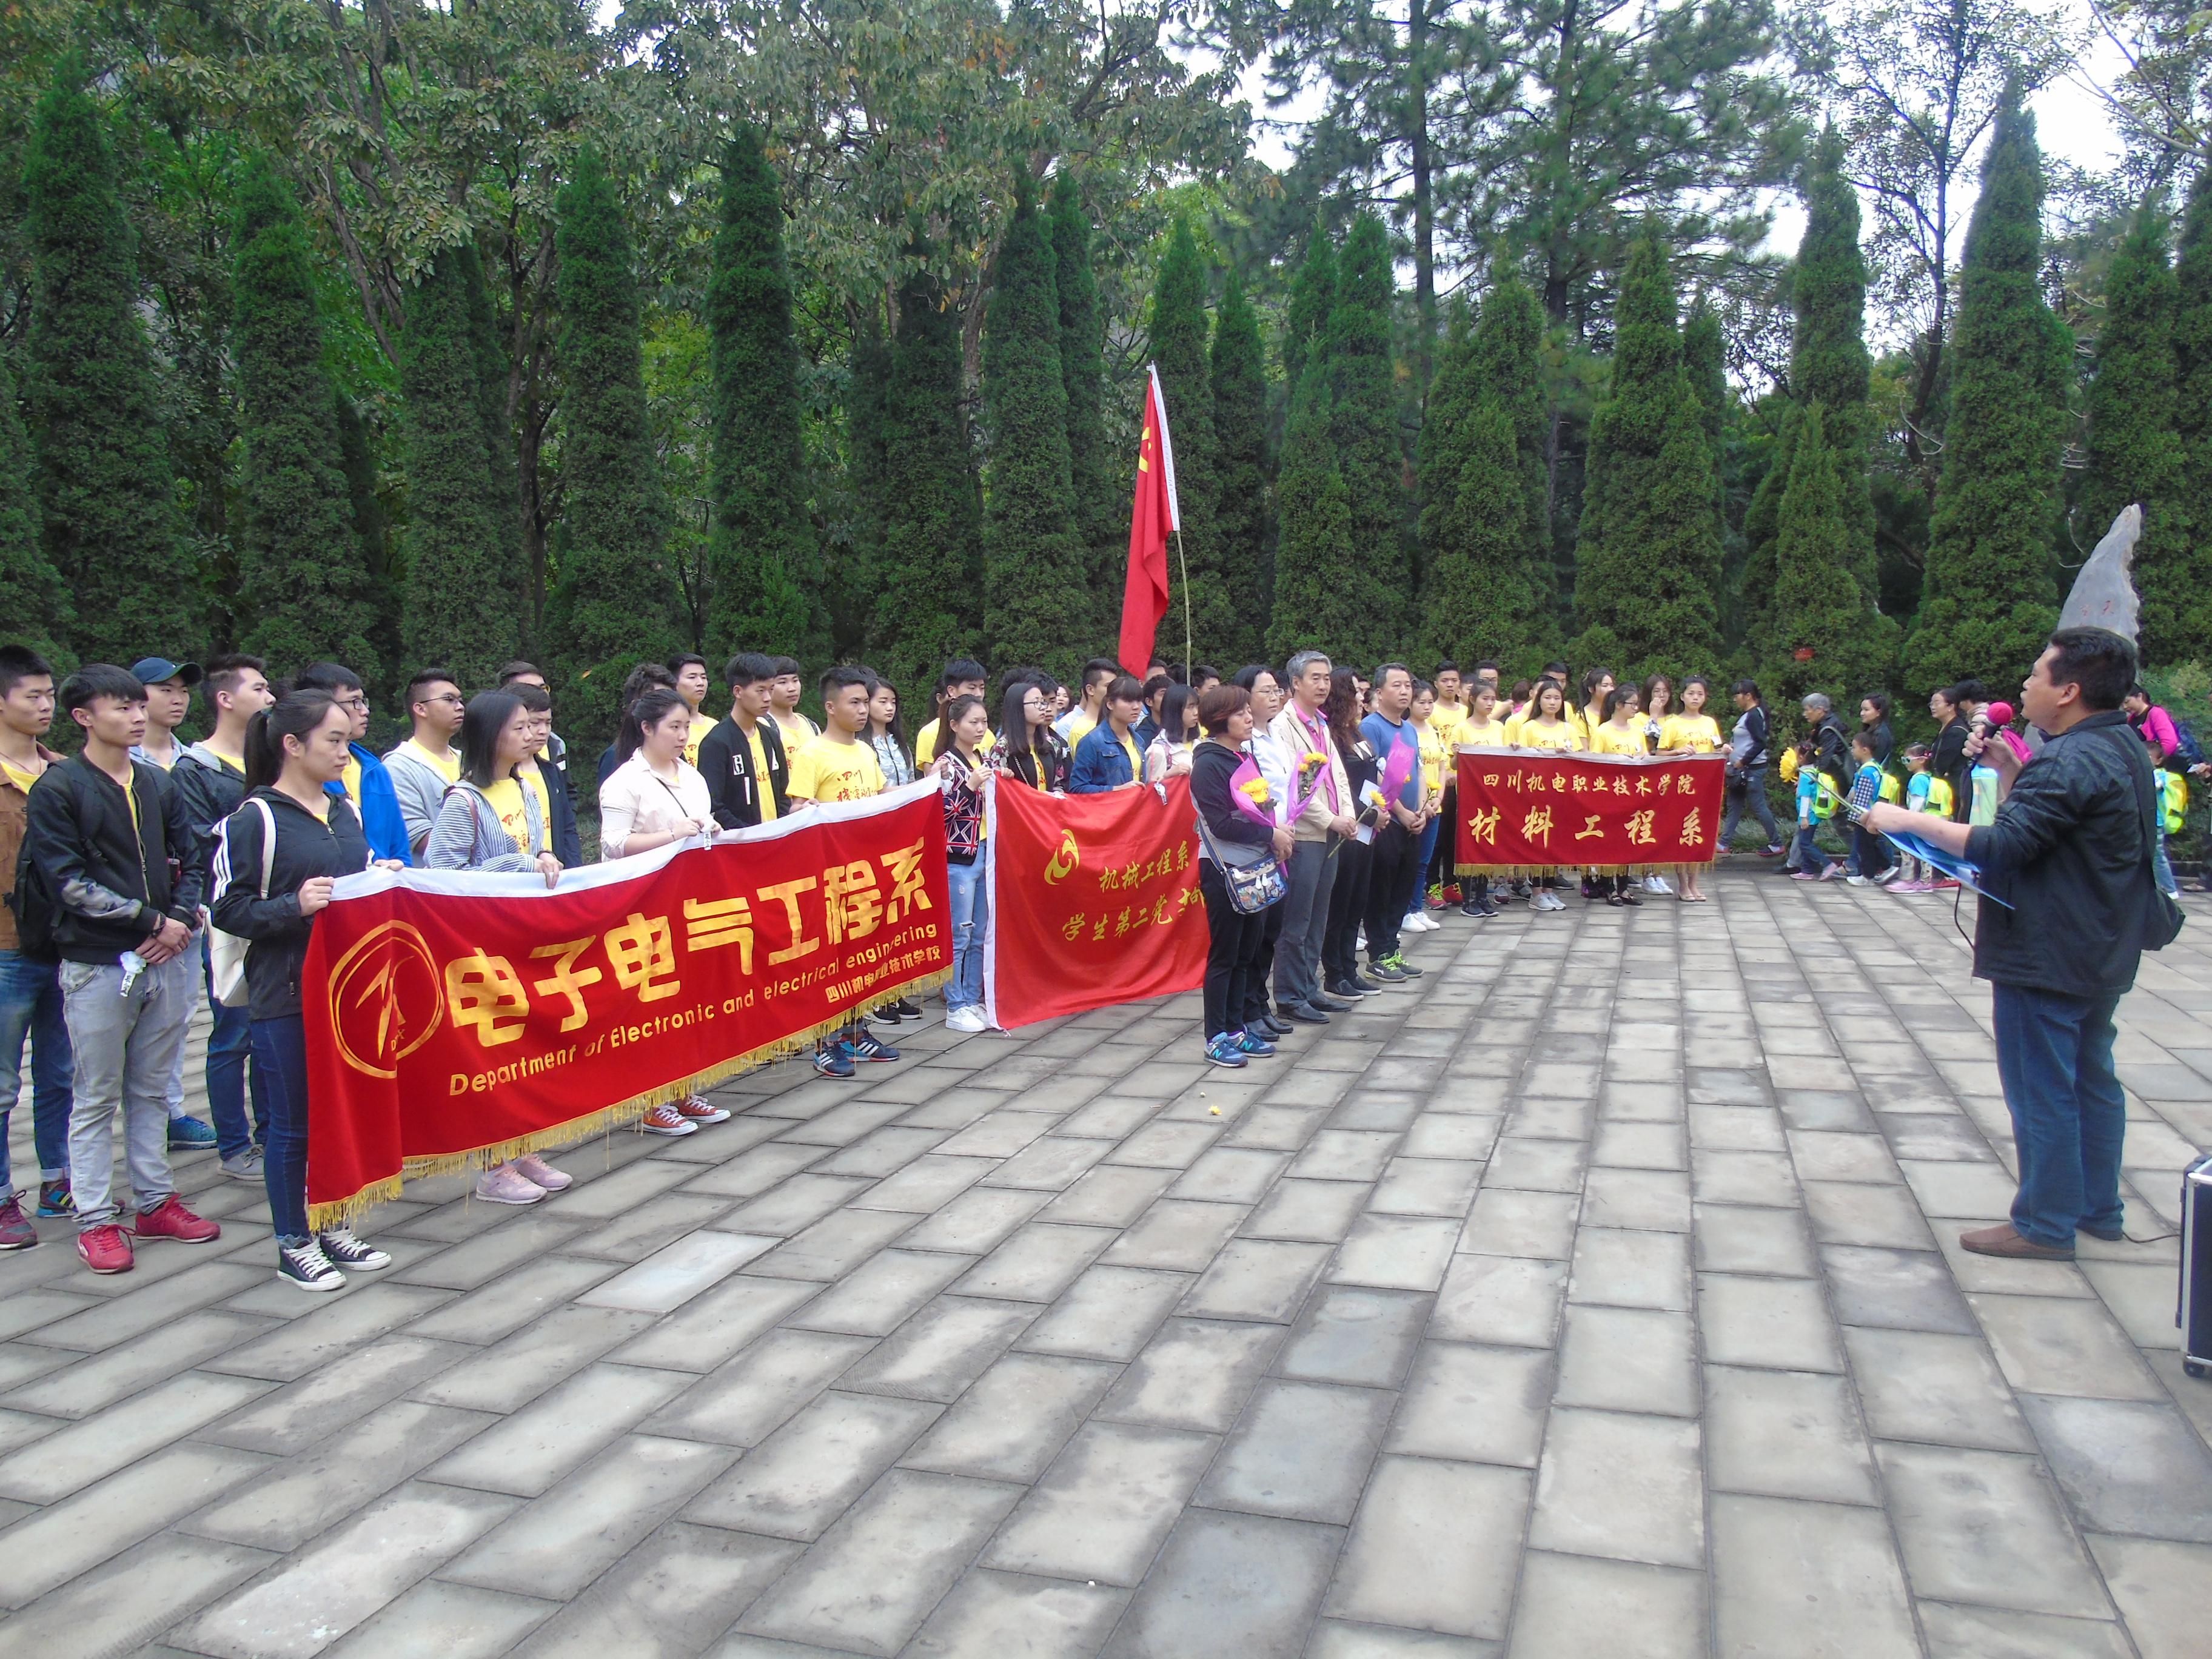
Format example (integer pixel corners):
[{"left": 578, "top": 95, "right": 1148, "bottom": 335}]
[
  {"left": 208, "top": 797, "right": 275, "bottom": 1007},
  {"left": 1193, "top": 813, "right": 1287, "bottom": 915}
]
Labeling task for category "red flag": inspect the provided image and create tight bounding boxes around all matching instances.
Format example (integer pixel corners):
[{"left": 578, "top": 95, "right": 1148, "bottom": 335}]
[{"left": 1119, "top": 364, "right": 1179, "bottom": 675}]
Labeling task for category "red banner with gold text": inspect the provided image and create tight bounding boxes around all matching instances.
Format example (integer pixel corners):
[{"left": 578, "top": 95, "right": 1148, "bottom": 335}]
[
  {"left": 987, "top": 776, "right": 1207, "bottom": 1028},
  {"left": 1455, "top": 748, "right": 1726, "bottom": 870},
  {"left": 301, "top": 783, "right": 951, "bottom": 1227}
]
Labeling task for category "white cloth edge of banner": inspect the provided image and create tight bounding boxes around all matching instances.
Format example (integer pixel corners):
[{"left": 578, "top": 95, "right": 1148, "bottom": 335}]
[{"left": 1149, "top": 363, "right": 1180, "bottom": 534}]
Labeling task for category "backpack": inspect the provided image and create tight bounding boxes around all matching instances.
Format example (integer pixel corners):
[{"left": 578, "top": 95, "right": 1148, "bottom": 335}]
[
  {"left": 2171, "top": 717, "right": 2206, "bottom": 771},
  {"left": 4, "top": 834, "right": 57, "bottom": 962}
]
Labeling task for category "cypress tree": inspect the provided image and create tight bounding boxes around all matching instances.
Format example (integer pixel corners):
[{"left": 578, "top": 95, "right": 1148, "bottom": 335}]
[
  {"left": 1212, "top": 266, "right": 1272, "bottom": 663},
  {"left": 1151, "top": 216, "right": 1229, "bottom": 667},
  {"left": 842, "top": 306, "right": 891, "bottom": 660},
  {"left": 22, "top": 59, "right": 195, "bottom": 666},
  {"left": 455, "top": 241, "right": 528, "bottom": 632},
  {"left": 1327, "top": 212, "right": 1411, "bottom": 661},
  {"left": 1283, "top": 227, "right": 1337, "bottom": 395},
  {"left": 706, "top": 127, "right": 823, "bottom": 664},
  {"left": 1267, "top": 360, "right": 1361, "bottom": 660},
  {"left": 1682, "top": 306, "right": 1729, "bottom": 538},
  {"left": 2174, "top": 164, "right": 2212, "bottom": 632},
  {"left": 1902, "top": 92, "right": 2067, "bottom": 695},
  {"left": 231, "top": 153, "right": 383, "bottom": 685},
  {"left": 399, "top": 249, "right": 521, "bottom": 688},
  {"left": 0, "top": 358, "right": 69, "bottom": 665},
  {"left": 981, "top": 181, "right": 1086, "bottom": 674},
  {"left": 1419, "top": 283, "right": 1557, "bottom": 671},
  {"left": 1767, "top": 405, "right": 1886, "bottom": 705},
  {"left": 2082, "top": 210, "right": 2202, "bottom": 664},
  {"left": 1050, "top": 174, "right": 1118, "bottom": 642},
  {"left": 546, "top": 149, "right": 678, "bottom": 745},
  {"left": 871, "top": 264, "right": 984, "bottom": 695},
  {"left": 1575, "top": 233, "right": 1724, "bottom": 672},
  {"left": 333, "top": 393, "right": 400, "bottom": 690}
]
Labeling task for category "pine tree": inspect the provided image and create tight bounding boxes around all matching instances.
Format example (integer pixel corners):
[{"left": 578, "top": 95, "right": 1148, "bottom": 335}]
[
  {"left": 1050, "top": 174, "right": 1118, "bottom": 644},
  {"left": 333, "top": 393, "right": 400, "bottom": 691},
  {"left": 230, "top": 153, "right": 383, "bottom": 684},
  {"left": 455, "top": 241, "right": 527, "bottom": 631},
  {"left": 981, "top": 180, "right": 1086, "bottom": 675},
  {"left": 22, "top": 58, "right": 195, "bottom": 666},
  {"left": 2083, "top": 210, "right": 2202, "bottom": 665},
  {"left": 1212, "top": 266, "right": 1272, "bottom": 665},
  {"left": 1741, "top": 129, "right": 1882, "bottom": 649},
  {"left": 1151, "top": 216, "right": 1228, "bottom": 668},
  {"left": 1283, "top": 227, "right": 1337, "bottom": 394},
  {"left": 1767, "top": 405, "right": 1886, "bottom": 705},
  {"left": 1902, "top": 91, "right": 2067, "bottom": 695},
  {"left": 870, "top": 264, "right": 984, "bottom": 696},
  {"left": 1682, "top": 305, "right": 1729, "bottom": 538},
  {"left": 399, "top": 249, "right": 522, "bottom": 688},
  {"left": 1418, "top": 283, "right": 1557, "bottom": 671},
  {"left": 1575, "top": 232, "right": 1723, "bottom": 673},
  {"left": 706, "top": 127, "right": 823, "bottom": 664},
  {"left": 2174, "top": 164, "right": 2212, "bottom": 642},
  {"left": 1327, "top": 212, "right": 1411, "bottom": 662},
  {"left": 0, "top": 358, "right": 69, "bottom": 665},
  {"left": 547, "top": 149, "right": 678, "bottom": 745},
  {"left": 1267, "top": 359, "right": 1361, "bottom": 660},
  {"left": 841, "top": 306, "right": 891, "bottom": 661}
]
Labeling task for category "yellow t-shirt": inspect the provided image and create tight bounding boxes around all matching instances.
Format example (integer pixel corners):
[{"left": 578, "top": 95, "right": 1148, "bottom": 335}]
[
  {"left": 482, "top": 777, "right": 533, "bottom": 853},
  {"left": 338, "top": 754, "right": 363, "bottom": 809},
  {"left": 1501, "top": 708, "right": 1529, "bottom": 745},
  {"left": 518, "top": 759, "right": 553, "bottom": 840},
  {"left": 914, "top": 723, "right": 997, "bottom": 767},
  {"left": 0, "top": 756, "right": 43, "bottom": 796},
  {"left": 773, "top": 711, "right": 819, "bottom": 753},
  {"left": 1430, "top": 701, "right": 1470, "bottom": 750},
  {"left": 1119, "top": 732, "right": 1144, "bottom": 781},
  {"left": 1458, "top": 716, "right": 1508, "bottom": 748},
  {"left": 1059, "top": 708, "right": 1099, "bottom": 749},
  {"left": 685, "top": 711, "right": 717, "bottom": 770},
  {"left": 1589, "top": 721, "right": 1648, "bottom": 757},
  {"left": 786, "top": 735, "right": 884, "bottom": 803},
  {"left": 404, "top": 740, "right": 461, "bottom": 785},
  {"left": 1415, "top": 722, "right": 1449, "bottom": 798},
  {"left": 1661, "top": 713, "right": 1723, "bottom": 754},
  {"left": 744, "top": 724, "right": 780, "bottom": 824},
  {"left": 1519, "top": 719, "right": 1581, "bottom": 752}
]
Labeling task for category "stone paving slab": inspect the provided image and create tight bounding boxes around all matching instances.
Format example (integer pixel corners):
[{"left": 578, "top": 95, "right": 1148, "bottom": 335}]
[{"left": 5, "top": 864, "right": 2212, "bottom": 1656}]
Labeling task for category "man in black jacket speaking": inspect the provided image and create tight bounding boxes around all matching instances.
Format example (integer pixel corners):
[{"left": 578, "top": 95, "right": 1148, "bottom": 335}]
[{"left": 1866, "top": 628, "right": 2167, "bottom": 1261}]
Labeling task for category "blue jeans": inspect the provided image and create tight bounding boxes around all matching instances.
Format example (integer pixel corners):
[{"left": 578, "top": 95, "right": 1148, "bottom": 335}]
[
  {"left": 1407, "top": 817, "right": 1441, "bottom": 913},
  {"left": 178, "top": 936, "right": 266, "bottom": 1156},
  {"left": 250, "top": 1015, "right": 312, "bottom": 1243},
  {"left": 0, "top": 949, "right": 72, "bottom": 1204},
  {"left": 1991, "top": 982, "right": 2126, "bottom": 1247},
  {"left": 946, "top": 856, "right": 988, "bottom": 1012}
]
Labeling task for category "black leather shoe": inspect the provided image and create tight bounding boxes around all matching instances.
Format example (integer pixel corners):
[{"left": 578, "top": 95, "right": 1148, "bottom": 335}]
[
  {"left": 1307, "top": 995, "right": 1354, "bottom": 1013},
  {"left": 1279, "top": 1004, "right": 1330, "bottom": 1025}
]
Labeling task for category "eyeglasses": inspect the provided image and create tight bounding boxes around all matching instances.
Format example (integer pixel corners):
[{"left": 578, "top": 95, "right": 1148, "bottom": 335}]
[
  {"left": 337, "top": 695, "right": 369, "bottom": 711},
  {"left": 424, "top": 694, "right": 465, "bottom": 706}
]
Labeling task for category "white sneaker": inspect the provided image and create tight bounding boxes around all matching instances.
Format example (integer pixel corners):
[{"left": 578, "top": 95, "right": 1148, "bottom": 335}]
[
  {"left": 1647, "top": 874, "right": 1673, "bottom": 894},
  {"left": 945, "top": 1005, "right": 988, "bottom": 1033}
]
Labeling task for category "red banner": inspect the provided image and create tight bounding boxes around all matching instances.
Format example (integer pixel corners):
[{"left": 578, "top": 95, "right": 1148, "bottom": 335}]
[
  {"left": 987, "top": 777, "right": 1207, "bottom": 1028},
  {"left": 302, "top": 783, "right": 951, "bottom": 1227},
  {"left": 1455, "top": 748, "right": 1726, "bottom": 870}
]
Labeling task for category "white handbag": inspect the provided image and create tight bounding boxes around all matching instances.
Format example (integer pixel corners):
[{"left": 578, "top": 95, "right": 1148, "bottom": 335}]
[{"left": 207, "top": 797, "right": 275, "bottom": 1008}]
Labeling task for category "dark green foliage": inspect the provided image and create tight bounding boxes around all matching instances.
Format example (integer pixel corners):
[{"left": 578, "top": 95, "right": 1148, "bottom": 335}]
[
  {"left": 1151, "top": 216, "right": 1228, "bottom": 668},
  {"left": 2174, "top": 166, "right": 2212, "bottom": 652},
  {"left": 1902, "top": 93, "right": 2066, "bottom": 695},
  {"left": 546, "top": 149, "right": 678, "bottom": 747},
  {"left": 1211, "top": 266, "right": 1273, "bottom": 663},
  {"left": 22, "top": 59, "right": 195, "bottom": 666},
  {"left": 1418, "top": 283, "right": 1557, "bottom": 671},
  {"left": 230, "top": 153, "right": 384, "bottom": 685},
  {"left": 1574, "top": 233, "right": 1723, "bottom": 674},
  {"left": 1766, "top": 406, "right": 1887, "bottom": 705},
  {"left": 2084, "top": 211, "right": 2203, "bottom": 666},
  {"left": 398, "top": 249, "right": 521, "bottom": 689},
  {"left": 0, "top": 357, "right": 69, "bottom": 665},
  {"left": 1049, "top": 174, "right": 1118, "bottom": 642},
  {"left": 706, "top": 128, "right": 824, "bottom": 665},
  {"left": 454, "top": 241, "right": 527, "bottom": 632},
  {"left": 1283, "top": 229, "right": 1336, "bottom": 403},
  {"left": 981, "top": 183, "right": 1086, "bottom": 676},
  {"left": 333, "top": 393, "right": 401, "bottom": 691},
  {"left": 1326, "top": 213, "right": 1410, "bottom": 659},
  {"left": 870, "top": 266, "right": 984, "bottom": 697},
  {"left": 840, "top": 307, "right": 891, "bottom": 662},
  {"left": 1682, "top": 306, "right": 1729, "bottom": 535},
  {"left": 1267, "top": 360, "right": 1361, "bottom": 660}
]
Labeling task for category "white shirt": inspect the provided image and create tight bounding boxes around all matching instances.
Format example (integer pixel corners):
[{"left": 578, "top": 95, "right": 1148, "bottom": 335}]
[{"left": 598, "top": 752, "right": 714, "bottom": 859}]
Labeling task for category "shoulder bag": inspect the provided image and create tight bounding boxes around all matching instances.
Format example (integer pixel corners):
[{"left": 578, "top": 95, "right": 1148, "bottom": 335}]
[{"left": 209, "top": 797, "right": 276, "bottom": 1007}]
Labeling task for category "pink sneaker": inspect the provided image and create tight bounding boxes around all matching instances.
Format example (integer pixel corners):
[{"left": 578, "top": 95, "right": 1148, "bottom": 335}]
[
  {"left": 640, "top": 1102, "right": 697, "bottom": 1138},
  {"left": 675, "top": 1095, "right": 731, "bottom": 1125},
  {"left": 133, "top": 1195, "right": 221, "bottom": 1244},
  {"left": 474, "top": 1164, "right": 547, "bottom": 1205},
  {"left": 512, "top": 1153, "right": 572, "bottom": 1191}
]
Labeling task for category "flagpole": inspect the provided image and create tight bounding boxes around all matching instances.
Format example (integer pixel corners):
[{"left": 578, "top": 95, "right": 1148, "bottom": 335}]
[{"left": 1174, "top": 527, "right": 1193, "bottom": 681}]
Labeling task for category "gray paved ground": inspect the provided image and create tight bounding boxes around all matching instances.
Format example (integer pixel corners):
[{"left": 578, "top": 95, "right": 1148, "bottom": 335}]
[{"left": 3, "top": 864, "right": 2211, "bottom": 1658}]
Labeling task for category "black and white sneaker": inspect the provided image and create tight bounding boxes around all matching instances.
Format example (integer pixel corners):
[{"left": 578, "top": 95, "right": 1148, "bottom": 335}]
[
  {"left": 894, "top": 998, "right": 925, "bottom": 1023},
  {"left": 317, "top": 1227, "right": 390, "bottom": 1271},
  {"left": 278, "top": 1237, "right": 346, "bottom": 1293}
]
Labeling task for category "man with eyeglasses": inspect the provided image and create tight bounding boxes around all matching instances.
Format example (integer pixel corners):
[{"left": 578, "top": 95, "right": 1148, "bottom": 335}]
[
  {"left": 384, "top": 668, "right": 468, "bottom": 860},
  {"left": 295, "top": 662, "right": 412, "bottom": 864}
]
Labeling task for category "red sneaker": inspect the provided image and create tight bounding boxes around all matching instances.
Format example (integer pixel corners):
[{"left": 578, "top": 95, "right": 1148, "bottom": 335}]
[
  {"left": 0, "top": 1197, "right": 35, "bottom": 1252},
  {"left": 77, "top": 1224, "right": 135, "bottom": 1274},
  {"left": 133, "top": 1195, "right": 221, "bottom": 1244}
]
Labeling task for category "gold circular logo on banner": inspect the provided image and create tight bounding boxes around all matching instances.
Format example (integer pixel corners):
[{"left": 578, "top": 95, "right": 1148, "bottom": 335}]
[
  {"left": 1044, "top": 829, "right": 1080, "bottom": 884},
  {"left": 326, "top": 920, "right": 444, "bottom": 1079}
]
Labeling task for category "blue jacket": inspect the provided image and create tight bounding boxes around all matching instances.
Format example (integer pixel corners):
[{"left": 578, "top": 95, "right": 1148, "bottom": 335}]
[
  {"left": 1069, "top": 723, "right": 1140, "bottom": 794},
  {"left": 326, "top": 743, "right": 412, "bottom": 865}
]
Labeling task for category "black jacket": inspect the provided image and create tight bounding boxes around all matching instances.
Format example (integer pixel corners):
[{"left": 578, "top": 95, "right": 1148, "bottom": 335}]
[
  {"left": 1810, "top": 714, "right": 1852, "bottom": 785},
  {"left": 1966, "top": 711, "right": 2157, "bottom": 999},
  {"left": 697, "top": 715, "right": 790, "bottom": 830},
  {"left": 172, "top": 742, "right": 248, "bottom": 880},
  {"left": 24, "top": 756, "right": 204, "bottom": 963},
  {"left": 210, "top": 788, "right": 371, "bottom": 1021},
  {"left": 534, "top": 734, "right": 583, "bottom": 869},
  {"left": 1932, "top": 719, "right": 1971, "bottom": 822},
  {"left": 1191, "top": 742, "right": 1276, "bottom": 855}
]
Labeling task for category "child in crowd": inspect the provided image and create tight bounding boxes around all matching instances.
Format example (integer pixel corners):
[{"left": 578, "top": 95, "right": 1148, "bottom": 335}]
[
  {"left": 1884, "top": 742, "right": 1936, "bottom": 892},
  {"left": 1843, "top": 729, "right": 1895, "bottom": 886},
  {"left": 1788, "top": 736, "right": 1836, "bottom": 881}
]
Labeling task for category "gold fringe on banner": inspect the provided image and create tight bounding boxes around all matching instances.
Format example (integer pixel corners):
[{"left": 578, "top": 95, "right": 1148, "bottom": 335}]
[{"left": 305, "top": 965, "right": 953, "bottom": 1233}]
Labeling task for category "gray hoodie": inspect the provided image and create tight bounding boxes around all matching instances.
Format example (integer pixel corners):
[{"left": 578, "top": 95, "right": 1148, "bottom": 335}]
[{"left": 383, "top": 740, "right": 457, "bottom": 859}]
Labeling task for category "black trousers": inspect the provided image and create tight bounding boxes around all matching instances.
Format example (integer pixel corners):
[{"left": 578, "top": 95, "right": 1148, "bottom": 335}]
[
  {"left": 1322, "top": 838, "right": 1374, "bottom": 987},
  {"left": 1198, "top": 862, "right": 1269, "bottom": 1039},
  {"left": 1429, "top": 783, "right": 1457, "bottom": 887},
  {"left": 1242, "top": 897, "right": 1285, "bottom": 1028},
  {"left": 1364, "top": 820, "right": 1421, "bottom": 963}
]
